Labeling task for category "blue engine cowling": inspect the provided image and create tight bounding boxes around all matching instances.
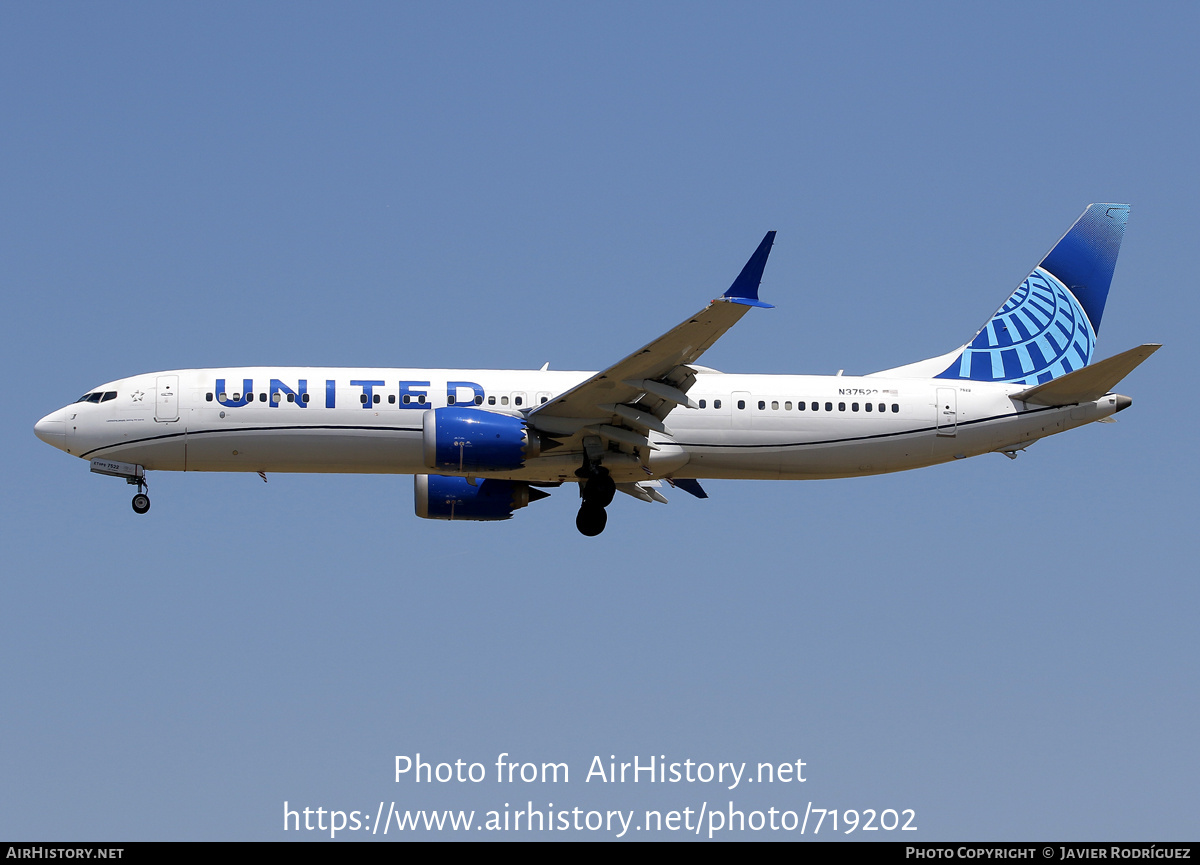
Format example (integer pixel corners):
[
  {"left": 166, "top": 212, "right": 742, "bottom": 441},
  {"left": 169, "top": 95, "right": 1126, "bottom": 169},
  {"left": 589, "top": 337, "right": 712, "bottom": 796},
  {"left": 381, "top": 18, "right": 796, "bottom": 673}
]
[
  {"left": 422, "top": 407, "right": 541, "bottom": 472},
  {"left": 414, "top": 475, "right": 544, "bottom": 521}
]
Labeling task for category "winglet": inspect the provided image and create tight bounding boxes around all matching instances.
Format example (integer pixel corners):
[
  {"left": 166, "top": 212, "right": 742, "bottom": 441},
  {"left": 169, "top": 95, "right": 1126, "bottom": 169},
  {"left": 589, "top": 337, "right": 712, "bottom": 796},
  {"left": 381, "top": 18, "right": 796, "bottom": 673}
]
[
  {"left": 670, "top": 478, "right": 709, "bottom": 499},
  {"left": 722, "top": 231, "right": 776, "bottom": 308}
]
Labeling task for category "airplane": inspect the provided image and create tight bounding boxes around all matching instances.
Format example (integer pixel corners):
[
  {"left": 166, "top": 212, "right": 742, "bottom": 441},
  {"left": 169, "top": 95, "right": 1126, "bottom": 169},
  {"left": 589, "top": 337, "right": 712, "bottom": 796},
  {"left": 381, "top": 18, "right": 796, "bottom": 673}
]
[{"left": 35, "top": 203, "right": 1158, "bottom": 536}]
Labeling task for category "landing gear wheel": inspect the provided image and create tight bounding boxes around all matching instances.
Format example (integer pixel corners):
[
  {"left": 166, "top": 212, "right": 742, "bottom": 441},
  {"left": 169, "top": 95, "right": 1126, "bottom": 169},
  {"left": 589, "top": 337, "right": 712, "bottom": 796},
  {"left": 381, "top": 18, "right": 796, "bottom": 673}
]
[
  {"left": 581, "top": 471, "right": 616, "bottom": 507},
  {"left": 131, "top": 493, "right": 150, "bottom": 515},
  {"left": 576, "top": 503, "right": 607, "bottom": 537}
]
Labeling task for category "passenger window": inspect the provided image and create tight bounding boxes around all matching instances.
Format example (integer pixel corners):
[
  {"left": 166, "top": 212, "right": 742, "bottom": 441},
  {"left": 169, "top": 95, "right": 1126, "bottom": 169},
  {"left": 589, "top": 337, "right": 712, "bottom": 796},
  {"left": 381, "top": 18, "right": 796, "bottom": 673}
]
[
  {"left": 373, "top": 394, "right": 381, "bottom": 404},
  {"left": 360, "top": 394, "right": 368, "bottom": 404},
  {"left": 738, "top": 400, "right": 746, "bottom": 410},
  {"left": 232, "top": 393, "right": 240, "bottom": 401},
  {"left": 302, "top": 393, "right": 310, "bottom": 403},
  {"left": 501, "top": 396, "right": 509, "bottom": 406},
  {"left": 714, "top": 399, "right": 722, "bottom": 409},
  {"left": 271, "top": 392, "right": 281, "bottom": 404},
  {"left": 206, "top": 393, "right": 213, "bottom": 402},
  {"left": 488, "top": 396, "right": 496, "bottom": 405},
  {"left": 388, "top": 394, "right": 395, "bottom": 404},
  {"left": 838, "top": 402, "right": 846, "bottom": 411},
  {"left": 865, "top": 402, "right": 872, "bottom": 412},
  {"left": 259, "top": 393, "right": 267, "bottom": 402},
  {"left": 757, "top": 400, "right": 765, "bottom": 410},
  {"left": 825, "top": 402, "right": 832, "bottom": 411},
  {"left": 476, "top": 395, "right": 485, "bottom": 405},
  {"left": 852, "top": 402, "right": 859, "bottom": 412},
  {"left": 784, "top": 401, "right": 792, "bottom": 410},
  {"left": 539, "top": 396, "right": 547, "bottom": 404},
  {"left": 402, "top": 394, "right": 411, "bottom": 404},
  {"left": 288, "top": 393, "right": 296, "bottom": 403},
  {"left": 514, "top": 396, "right": 523, "bottom": 406},
  {"left": 891, "top": 404, "right": 899, "bottom": 412},
  {"left": 447, "top": 395, "right": 456, "bottom": 405},
  {"left": 418, "top": 395, "right": 426, "bottom": 404},
  {"left": 771, "top": 401, "right": 779, "bottom": 410},
  {"left": 699, "top": 399, "right": 707, "bottom": 409},
  {"left": 797, "top": 401, "right": 805, "bottom": 411}
]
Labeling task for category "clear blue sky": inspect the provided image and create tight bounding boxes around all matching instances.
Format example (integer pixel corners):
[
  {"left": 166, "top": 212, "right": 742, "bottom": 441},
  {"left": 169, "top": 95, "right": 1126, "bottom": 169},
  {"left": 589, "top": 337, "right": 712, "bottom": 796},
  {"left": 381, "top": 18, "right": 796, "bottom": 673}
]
[{"left": 3, "top": 1, "right": 1197, "bottom": 840}]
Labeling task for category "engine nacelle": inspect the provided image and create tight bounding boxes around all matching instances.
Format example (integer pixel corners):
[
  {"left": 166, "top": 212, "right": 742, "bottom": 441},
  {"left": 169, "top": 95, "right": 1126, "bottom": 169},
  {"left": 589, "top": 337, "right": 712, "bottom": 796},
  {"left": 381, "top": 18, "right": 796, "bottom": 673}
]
[
  {"left": 422, "top": 407, "right": 541, "bottom": 472},
  {"left": 414, "top": 475, "right": 543, "bottom": 521}
]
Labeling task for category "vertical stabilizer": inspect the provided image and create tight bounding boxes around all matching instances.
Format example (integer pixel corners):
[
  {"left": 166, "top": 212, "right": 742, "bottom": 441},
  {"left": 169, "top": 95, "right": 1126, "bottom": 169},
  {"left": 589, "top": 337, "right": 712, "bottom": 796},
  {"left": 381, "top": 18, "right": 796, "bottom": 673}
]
[{"left": 932, "top": 204, "right": 1129, "bottom": 386}]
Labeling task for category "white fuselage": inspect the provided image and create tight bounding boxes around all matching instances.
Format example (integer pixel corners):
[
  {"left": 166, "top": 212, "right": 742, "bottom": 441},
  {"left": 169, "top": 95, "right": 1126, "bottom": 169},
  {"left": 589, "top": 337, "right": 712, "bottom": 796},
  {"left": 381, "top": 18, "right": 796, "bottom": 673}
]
[{"left": 37, "top": 367, "right": 1122, "bottom": 483}]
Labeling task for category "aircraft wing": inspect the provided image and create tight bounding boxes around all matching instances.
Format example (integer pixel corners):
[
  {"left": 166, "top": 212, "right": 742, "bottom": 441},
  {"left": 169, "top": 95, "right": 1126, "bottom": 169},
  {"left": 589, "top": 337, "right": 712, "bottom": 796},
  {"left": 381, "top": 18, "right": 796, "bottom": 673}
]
[{"left": 525, "top": 231, "right": 776, "bottom": 447}]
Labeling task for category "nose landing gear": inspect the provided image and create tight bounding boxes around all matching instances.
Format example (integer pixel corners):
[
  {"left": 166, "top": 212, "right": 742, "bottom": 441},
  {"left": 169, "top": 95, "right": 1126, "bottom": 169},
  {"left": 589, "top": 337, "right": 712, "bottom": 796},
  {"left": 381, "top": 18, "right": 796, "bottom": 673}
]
[
  {"left": 129, "top": 475, "right": 150, "bottom": 514},
  {"left": 88, "top": 459, "right": 152, "bottom": 515}
]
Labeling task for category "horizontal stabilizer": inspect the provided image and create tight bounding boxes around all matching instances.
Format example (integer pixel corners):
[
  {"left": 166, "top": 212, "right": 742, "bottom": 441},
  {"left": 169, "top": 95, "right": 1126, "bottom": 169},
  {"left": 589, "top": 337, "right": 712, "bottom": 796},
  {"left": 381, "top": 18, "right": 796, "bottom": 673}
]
[{"left": 1010, "top": 343, "right": 1160, "bottom": 406}]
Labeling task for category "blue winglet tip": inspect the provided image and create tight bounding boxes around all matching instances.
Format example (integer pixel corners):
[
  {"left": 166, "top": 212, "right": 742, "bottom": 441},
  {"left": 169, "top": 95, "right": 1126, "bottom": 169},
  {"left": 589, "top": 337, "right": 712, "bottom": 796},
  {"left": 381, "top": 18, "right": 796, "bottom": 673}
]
[
  {"left": 722, "top": 230, "right": 776, "bottom": 305},
  {"left": 671, "top": 478, "right": 709, "bottom": 499}
]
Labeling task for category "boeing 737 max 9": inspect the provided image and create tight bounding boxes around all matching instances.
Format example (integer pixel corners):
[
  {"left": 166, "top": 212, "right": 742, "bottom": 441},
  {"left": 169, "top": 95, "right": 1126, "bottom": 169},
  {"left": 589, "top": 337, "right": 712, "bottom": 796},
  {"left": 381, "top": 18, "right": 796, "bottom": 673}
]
[{"left": 35, "top": 204, "right": 1158, "bottom": 535}]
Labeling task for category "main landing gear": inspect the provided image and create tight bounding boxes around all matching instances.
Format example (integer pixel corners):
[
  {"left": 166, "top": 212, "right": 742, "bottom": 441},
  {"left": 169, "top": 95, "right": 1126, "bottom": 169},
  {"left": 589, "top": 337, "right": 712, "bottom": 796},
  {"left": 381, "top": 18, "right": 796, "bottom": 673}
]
[{"left": 575, "top": 464, "right": 615, "bottom": 537}]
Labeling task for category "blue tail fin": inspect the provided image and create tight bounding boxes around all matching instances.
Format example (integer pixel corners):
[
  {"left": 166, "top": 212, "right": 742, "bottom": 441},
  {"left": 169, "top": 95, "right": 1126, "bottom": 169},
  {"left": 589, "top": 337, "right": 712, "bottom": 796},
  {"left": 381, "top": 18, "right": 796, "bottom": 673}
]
[{"left": 935, "top": 204, "right": 1129, "bottom": 386}]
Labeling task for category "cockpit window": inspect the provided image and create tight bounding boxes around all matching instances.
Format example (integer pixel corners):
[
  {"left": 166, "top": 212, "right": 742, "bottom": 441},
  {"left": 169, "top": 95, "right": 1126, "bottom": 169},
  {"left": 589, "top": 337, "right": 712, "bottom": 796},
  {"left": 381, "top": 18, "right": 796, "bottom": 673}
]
[{"left": 76, "top": 391, "right": 118, "bottom": 403}]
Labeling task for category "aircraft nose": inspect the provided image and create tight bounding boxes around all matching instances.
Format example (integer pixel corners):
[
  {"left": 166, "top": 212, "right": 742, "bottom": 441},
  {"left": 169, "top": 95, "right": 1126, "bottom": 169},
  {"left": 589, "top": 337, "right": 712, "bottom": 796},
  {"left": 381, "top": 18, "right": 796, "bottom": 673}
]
[{"left": 34, "top": 411, "right": 67, "bottom": 449}]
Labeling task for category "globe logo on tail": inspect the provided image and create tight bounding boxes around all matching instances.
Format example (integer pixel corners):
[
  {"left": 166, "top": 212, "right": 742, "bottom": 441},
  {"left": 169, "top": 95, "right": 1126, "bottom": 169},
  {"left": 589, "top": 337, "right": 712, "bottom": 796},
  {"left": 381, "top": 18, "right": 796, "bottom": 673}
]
[{"left": 937, "top": 266, "right": 1096, "bottom": 387}]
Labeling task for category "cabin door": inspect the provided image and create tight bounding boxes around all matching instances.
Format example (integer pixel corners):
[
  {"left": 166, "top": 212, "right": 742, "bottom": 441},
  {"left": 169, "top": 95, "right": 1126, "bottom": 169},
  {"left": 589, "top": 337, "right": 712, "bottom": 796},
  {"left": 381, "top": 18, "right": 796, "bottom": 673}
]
[
  {"left": 936, "top": 388, "right": 957, "bottom": 436},
  {"left": 155, "top": 375, "right": 179, "bottom": 423}
]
